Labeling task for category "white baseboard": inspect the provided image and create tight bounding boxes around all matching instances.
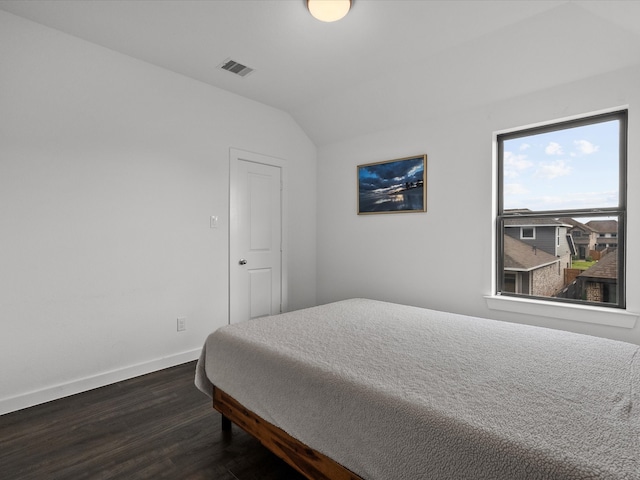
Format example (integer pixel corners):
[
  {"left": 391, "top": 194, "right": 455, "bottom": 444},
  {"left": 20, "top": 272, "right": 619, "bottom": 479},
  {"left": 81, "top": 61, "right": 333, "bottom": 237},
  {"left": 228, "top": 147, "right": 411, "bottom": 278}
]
[{"left": 0, "top": 348, "right": 201, "bottom": 416}]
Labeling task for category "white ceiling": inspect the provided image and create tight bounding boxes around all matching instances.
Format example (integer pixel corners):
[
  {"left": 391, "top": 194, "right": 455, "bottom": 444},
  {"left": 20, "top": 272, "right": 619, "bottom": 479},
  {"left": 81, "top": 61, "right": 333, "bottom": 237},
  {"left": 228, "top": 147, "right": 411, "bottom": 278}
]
[{"left": 2, "top": 0, "right": 640, "bottom": 146}]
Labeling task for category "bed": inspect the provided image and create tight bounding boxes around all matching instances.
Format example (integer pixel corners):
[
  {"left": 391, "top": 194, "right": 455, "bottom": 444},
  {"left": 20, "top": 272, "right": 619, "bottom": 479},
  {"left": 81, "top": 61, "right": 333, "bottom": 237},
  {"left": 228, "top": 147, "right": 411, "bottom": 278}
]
[{"left": 195, "top": 298, "right": 640, "bottom": 479}]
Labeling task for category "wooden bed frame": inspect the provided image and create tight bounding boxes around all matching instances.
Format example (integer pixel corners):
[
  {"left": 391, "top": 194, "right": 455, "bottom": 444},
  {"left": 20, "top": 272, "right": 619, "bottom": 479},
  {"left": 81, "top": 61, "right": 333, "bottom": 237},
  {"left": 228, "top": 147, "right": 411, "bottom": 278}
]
[{"left": 212, "top": 386, "right": 364, "bottom": 480}]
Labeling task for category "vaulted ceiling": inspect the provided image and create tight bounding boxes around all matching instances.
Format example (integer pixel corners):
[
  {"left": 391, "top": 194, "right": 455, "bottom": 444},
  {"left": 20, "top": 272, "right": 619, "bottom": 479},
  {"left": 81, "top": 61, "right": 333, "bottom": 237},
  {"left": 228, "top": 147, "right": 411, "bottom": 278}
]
[{"left": 2, "top": 0, "right": 640, "bottom": 146}]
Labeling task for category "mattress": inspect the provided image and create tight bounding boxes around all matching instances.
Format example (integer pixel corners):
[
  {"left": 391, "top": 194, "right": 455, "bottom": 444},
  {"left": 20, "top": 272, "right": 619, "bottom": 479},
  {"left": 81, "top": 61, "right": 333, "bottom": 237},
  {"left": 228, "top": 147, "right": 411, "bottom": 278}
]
[{"left": 195, "top": 298, "right": 640, "bottom": 479}]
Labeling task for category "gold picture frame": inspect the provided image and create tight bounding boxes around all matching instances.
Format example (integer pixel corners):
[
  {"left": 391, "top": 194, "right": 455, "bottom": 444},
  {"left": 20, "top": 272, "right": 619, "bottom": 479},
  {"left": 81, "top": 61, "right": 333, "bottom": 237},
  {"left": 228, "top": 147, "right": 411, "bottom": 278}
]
[{"left": 357, "top": 154, "right": 427, "bottom": 214}]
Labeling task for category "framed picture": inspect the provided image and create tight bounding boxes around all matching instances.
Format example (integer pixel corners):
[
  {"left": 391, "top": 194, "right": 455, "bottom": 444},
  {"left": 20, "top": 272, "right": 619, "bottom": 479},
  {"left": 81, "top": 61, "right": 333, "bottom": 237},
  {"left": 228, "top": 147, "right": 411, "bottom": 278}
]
[{"left": 357, "top": 154, "right": 427, "bottom": 214}]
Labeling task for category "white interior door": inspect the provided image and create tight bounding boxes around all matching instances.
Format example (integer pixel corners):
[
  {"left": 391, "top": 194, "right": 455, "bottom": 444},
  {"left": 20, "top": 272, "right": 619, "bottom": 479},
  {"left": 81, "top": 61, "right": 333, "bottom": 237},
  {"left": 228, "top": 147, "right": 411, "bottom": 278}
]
[{"left": 229, "top": 150, "right": 285, "bottom": 323}]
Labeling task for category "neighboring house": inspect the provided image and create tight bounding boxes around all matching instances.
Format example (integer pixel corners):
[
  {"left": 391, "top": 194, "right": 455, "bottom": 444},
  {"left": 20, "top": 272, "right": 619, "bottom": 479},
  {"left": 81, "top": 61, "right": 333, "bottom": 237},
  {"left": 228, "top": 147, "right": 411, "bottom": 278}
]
[
  {"left": 503, "top": 235, "right": 565, "bottom": 296},
  {"left": 503, "top": 211, "right": 575, "bottom": 297},
  {"left": 586, "top": 219, "right": 619, "bottom": 251},
  {"left": 560, "top": 217, "right": 597, "bottom": 259},
  {"left": 575, "top": 251, "right": 618, "bottom": 303},
  {"left": 504, "top": 214, "right": 574, "bottom": 261}
]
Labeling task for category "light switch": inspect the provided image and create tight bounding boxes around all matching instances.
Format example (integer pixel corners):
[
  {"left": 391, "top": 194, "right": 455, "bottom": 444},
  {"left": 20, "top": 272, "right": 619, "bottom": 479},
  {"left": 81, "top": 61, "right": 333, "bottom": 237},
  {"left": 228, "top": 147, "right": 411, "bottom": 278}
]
[{"left": 210, "top": 216, "right": 219, "bottom": 228}]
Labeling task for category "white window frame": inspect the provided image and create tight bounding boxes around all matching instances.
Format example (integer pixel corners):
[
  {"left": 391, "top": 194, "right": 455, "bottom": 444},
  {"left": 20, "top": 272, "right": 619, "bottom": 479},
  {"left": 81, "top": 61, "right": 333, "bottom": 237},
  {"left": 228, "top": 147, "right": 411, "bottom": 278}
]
[
  {"left": 486, "top": 108, "right": 638, "bottom": 329},
  {"left": 520, "top": 227, "right": 535, "bottom": 239}
]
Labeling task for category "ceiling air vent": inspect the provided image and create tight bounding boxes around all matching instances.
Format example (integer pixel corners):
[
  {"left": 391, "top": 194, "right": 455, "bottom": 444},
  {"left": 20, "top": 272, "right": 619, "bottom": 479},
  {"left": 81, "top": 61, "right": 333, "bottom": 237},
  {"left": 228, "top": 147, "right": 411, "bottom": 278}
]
[{"left": 218, "top": 58, "right": 254, "bottom": 78}]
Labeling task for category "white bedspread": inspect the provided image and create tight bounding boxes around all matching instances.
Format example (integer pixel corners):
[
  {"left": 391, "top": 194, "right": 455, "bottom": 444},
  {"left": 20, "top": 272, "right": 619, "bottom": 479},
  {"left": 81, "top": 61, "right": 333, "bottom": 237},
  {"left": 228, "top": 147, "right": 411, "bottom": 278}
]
[{"left": 195, "top": 298, "right": 640, "bottom": 479}]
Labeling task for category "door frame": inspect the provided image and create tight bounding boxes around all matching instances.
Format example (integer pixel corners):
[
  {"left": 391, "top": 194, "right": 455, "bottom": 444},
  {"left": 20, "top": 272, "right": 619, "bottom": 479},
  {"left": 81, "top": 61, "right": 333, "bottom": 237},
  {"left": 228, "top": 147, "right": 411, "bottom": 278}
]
[{"left": 229, "top": 148, "right": 288, "bottom": 324}]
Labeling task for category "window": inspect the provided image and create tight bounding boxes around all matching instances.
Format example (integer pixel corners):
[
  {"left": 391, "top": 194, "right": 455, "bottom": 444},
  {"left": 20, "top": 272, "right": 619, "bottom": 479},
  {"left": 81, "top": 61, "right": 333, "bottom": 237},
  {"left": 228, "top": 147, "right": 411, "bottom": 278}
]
[
  {"left": 497, "top": 110, "right": 627, "bottom": 309},
  {"left": 520, "top": 227, "right": 535, "bottom": 239}
]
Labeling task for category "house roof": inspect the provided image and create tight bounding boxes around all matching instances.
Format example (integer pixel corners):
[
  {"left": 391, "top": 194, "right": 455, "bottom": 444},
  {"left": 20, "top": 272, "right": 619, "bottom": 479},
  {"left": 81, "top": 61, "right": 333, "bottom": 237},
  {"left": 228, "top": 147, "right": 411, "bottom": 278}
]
[
  {"left": 503, "top": 209, "right": 572, "bottom": 228},
  {"left": 585, "top": 220, "right": 618, "bottom": 233},
  {"left": 579, "top": 251, "right": 617, "bottom": 280},
  {"left": 504, "top": 217, "right": 570, "bottom": 227},
  {"left": 596, "top": 238, "right": 618, "bottom": 246},
  {"left": 503, "top": 235, "right": 559, "bottom": 271},
  {"left": 559, "top": 217, "right": 597, "bottom": 233},
  {"left": 504, "top": 209, "right": 534, "bottom": 215}
]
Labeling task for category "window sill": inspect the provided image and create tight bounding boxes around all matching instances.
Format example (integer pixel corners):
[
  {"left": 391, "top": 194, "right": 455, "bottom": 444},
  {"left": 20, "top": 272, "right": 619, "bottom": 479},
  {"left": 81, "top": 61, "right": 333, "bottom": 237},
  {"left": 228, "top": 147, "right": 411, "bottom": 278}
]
[{"left": 484, "top": 295, "right": 638, "bottom": 329}]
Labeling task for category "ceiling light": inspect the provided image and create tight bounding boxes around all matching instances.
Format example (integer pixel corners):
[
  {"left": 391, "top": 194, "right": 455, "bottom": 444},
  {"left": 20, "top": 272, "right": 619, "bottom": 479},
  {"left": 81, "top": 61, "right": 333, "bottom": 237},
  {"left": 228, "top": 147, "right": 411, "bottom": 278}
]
[{"left": 307, "top": 0, "right": 351, "bottom": 23}]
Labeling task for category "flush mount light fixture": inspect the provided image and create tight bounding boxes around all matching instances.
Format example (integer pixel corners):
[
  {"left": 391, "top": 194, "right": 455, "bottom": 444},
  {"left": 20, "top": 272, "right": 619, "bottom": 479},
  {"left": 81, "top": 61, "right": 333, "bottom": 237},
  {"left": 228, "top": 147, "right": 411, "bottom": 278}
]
[{"left": 307, "top": 0, "right": 351, "bottom": 22}]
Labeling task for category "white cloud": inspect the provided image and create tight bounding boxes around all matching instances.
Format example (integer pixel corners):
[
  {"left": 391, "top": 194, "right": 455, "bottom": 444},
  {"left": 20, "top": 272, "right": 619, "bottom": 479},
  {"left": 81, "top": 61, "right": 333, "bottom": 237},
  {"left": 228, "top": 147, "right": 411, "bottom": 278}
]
[
  {"left": 538, "top": 195, "right": 566, "bottom": 206},
  {"left": 504, "top": 183, "right": 528, "bottom": 195},
  {"left": 535, "top": 190, "right": 619, "bottom": 210},
  {"left": 574, "top": 139, "right": 599, "bottom": 155},
  {"left": 519, "top": 143, "right": 531, "bottom": 151},
  {"left": 504, "top": 151, "right": 532, "bottom": 177},
  {"left": 534, "top": 159, "right": 571, "bottom": 179},
  {"left": 545, "top": 142, "right": 564, "bottom": 155},
  {"left": 405, "top": 164, "right": 423, "bottom": 178}
]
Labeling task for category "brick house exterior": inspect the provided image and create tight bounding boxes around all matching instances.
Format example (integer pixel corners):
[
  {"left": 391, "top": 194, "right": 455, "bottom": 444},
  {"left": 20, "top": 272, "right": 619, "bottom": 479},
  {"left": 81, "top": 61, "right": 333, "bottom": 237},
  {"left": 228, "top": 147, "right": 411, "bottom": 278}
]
[
  {"left": 503, "top": 214, "right": 574, "bottom": 297},
  {"left": 575, "top": 251, "right": 618, "bottom": 304},
  {"left": 502, "top": 235, "right": 565, "bottom": 296},
  {"left": 586, "top": 219, "right": 619, "bottom": 251},
  {"left": 560, "top": 217, "right": 597, "bottom": 259}
]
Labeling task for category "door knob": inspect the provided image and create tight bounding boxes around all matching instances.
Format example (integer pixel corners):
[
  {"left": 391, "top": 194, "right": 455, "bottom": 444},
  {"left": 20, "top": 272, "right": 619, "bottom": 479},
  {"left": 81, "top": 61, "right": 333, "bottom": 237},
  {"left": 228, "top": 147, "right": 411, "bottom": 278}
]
[{"left": 239, "top": 259, "right": 247, "bottom": 265}]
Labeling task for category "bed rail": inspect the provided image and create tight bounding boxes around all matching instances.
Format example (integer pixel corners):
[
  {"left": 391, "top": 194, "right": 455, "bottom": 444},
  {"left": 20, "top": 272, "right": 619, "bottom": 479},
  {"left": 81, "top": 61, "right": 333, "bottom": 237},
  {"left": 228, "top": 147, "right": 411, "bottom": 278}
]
[{"left": 212, "top": 386, "right": 364, "bottom": 480}]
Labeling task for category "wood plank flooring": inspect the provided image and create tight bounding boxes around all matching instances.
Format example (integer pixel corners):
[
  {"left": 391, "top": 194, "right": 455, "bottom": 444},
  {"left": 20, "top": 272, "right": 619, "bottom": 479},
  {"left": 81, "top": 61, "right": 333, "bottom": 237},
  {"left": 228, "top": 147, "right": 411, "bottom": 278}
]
[{"left": 0, "top": 361, "right": 306, "bottom": 480}]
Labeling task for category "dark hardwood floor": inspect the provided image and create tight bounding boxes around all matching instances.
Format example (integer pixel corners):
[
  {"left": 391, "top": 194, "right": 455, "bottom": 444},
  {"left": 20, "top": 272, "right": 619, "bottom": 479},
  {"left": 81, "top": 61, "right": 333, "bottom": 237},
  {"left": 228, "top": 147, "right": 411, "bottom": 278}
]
[{"left": 0, "top": 361, "right": 306, "bottom": 480}]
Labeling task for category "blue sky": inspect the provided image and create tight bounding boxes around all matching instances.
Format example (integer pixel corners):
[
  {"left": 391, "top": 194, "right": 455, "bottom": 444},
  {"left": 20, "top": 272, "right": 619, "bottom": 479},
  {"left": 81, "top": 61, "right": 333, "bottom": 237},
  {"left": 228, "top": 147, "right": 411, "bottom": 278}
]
[
  {"left": 503, "top": 119, "right": 620, "bottom": 211},
  {"left": 358, "top": 157, "right": 424, "bottom": 193}
]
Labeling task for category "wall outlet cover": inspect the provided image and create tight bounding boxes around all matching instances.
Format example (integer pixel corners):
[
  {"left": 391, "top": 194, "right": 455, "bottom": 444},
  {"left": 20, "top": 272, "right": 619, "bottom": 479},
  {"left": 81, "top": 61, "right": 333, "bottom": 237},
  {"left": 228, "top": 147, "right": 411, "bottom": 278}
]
[{"left": 177, "top": 317, "right": 186, "bottom": 332}]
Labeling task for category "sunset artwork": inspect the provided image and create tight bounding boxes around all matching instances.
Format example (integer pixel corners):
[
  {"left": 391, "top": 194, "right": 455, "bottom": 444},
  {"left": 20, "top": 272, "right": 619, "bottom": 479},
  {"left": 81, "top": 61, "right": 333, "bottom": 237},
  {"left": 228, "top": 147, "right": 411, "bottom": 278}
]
[{"left": 358, "top": 155, "right": 427, "bottom": 214}]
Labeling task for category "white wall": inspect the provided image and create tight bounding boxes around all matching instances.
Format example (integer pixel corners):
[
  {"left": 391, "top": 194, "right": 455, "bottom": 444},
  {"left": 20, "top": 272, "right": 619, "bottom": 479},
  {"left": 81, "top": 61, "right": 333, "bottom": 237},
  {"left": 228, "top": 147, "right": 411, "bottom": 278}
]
[
  {"left": 0, "top": 11, "right": 316, "bottom": 414},
  {"left": 317, "top": 64, "right": 640, "bottom": 346}
]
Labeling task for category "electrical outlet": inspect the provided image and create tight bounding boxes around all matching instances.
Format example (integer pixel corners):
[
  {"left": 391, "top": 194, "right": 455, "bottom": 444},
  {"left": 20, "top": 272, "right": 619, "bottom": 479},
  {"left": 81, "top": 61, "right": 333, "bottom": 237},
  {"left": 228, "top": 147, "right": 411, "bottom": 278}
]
[{"left": 177, "top": 317, "right": 186, "bottom": 332}]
